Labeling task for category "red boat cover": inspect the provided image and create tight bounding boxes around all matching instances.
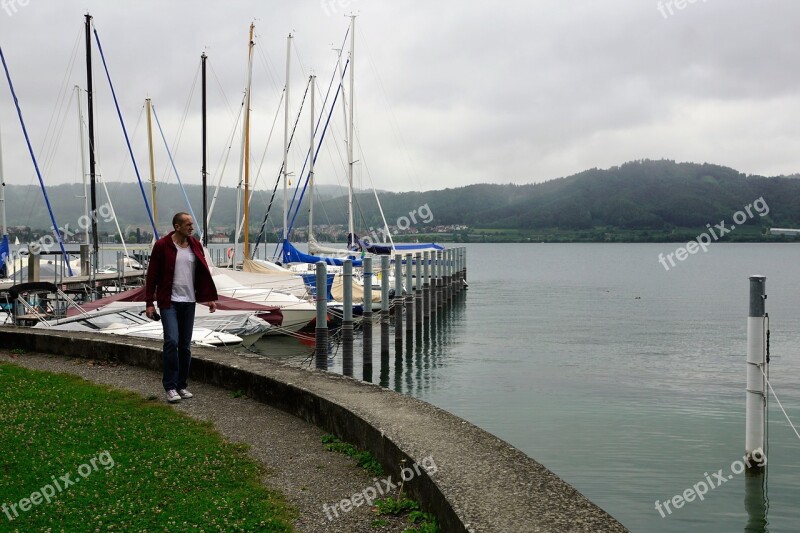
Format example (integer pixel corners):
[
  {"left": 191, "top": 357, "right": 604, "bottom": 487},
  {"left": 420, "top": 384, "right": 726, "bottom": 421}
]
[{"left": 67, "top": 287, "right": 283, "bottom": 326}]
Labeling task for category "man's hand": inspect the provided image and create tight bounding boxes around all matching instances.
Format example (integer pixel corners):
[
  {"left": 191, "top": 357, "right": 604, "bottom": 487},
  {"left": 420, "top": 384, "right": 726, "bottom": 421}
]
[
  {"left": 206, "top": 301, "right": 217, "bottom": 313},
  {"left": 145, "top": 304, "right": 156, "bottom": 319}
]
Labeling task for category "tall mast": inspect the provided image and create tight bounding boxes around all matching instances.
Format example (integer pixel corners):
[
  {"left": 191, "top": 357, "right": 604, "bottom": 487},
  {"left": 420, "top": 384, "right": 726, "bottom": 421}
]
[
  {"left": 75, "top": 85, "right": 89, "bottom": 244},
  {"left": 85, "top": 13, "right": 98, "bottom": 274},
  {"left": 282, "top": 33, "right": 292, "bottom": 251},
  {"left": 201, "top": 52, "right": 208, "bottom": 246},
  {"left": 308, "top": 75, "right": 315, "bottom": 241},
  {"left": 243, "top": 23, "right": 254, "bottom": 259},
  {"left": 0, "top": 118, "right": 6, "bottom": 238},
  {"left": 145, "top": 98, "right": 158, "bottom": 230},
  {"left": 347, "top": 15, "right": 356, "bottom": 241}
]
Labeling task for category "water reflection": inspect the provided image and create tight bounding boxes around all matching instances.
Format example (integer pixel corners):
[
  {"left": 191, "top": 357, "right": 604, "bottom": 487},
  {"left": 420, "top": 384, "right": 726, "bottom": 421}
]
[
  {"left": 744, "top": 468, "right": 769, "bottom": 532},
  {"left": 247, "top": 291, "right": 468, "bottom": 398}
]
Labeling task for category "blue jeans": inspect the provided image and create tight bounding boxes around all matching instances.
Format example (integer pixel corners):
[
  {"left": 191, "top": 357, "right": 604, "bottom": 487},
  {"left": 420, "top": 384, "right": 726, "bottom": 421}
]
[{"left": 161, "top": 302, "right": 195, "bottom": 391}]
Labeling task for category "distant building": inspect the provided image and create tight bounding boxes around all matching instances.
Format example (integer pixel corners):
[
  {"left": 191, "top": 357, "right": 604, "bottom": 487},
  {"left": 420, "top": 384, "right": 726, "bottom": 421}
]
[{"left": 210, "top": 233, "right": 230, "bottom": 244}]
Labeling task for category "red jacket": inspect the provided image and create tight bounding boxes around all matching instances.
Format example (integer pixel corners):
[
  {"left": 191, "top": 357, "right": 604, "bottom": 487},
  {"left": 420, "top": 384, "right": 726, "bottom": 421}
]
[{"left": 145, "top": 232, "right": 218, "bottom": 309}]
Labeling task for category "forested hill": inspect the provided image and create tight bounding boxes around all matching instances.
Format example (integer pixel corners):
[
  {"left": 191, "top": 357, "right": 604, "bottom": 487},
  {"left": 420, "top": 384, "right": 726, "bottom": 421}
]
[
  {"left": 363, "top": 160, "right": 798, "bottom": 230},
  {"left": 5, "top": 160, "right": 800, "bottom": 238}
]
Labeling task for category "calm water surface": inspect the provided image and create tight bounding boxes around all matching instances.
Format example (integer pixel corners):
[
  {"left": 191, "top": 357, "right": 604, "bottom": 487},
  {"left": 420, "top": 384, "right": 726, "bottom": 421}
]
[{"left": 250, "top": 243, "right": 800, "bottom": 532}]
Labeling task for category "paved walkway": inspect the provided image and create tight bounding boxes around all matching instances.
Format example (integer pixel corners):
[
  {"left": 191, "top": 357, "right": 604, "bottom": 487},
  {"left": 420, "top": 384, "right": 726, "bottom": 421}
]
[{"left": 0, "top": 350, "right": 411, "bottom": 533}]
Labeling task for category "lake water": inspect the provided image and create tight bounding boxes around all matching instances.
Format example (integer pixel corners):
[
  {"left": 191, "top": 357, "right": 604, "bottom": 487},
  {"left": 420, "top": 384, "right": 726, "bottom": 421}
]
[
  {"left": 251, "top": 243, "right": 800, "bottom": 532},
  {"left": 16, "top": 241, "right": 797, "bottom": 530}
]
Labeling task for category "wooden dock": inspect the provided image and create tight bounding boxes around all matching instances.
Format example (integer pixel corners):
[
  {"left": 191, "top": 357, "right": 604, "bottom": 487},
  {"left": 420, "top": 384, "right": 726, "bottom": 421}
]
[{"left": 0, "top": 271, "right": 145, "bottom": 296}]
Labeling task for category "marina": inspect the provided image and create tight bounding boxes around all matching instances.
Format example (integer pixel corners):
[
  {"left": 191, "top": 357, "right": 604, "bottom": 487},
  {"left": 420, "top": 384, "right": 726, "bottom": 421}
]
[{"left": 1, "top": 3, "right": 799, "bottom": 531}]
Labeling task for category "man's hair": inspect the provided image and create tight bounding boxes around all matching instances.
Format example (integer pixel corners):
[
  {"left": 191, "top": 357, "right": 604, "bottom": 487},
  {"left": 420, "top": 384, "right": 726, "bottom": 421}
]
[{"left": 172, "top": 212, "right": 191, "bottom": 228}]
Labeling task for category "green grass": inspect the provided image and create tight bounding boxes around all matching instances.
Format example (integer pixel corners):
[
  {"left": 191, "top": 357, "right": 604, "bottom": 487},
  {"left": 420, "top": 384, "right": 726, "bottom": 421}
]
[
  {"left": 373, "top": 498, "right": 439, "bottom": 532},
  {"left": 320, "top": 434, "right": 384, "bottom": 476},
  {"left": 0, "top": 362, "right": 295, "bottom": 531}
]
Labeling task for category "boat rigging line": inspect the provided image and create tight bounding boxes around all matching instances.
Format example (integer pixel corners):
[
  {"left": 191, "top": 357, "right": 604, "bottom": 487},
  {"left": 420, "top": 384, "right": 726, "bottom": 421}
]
[
  {"left": 0, "top": 45, "right": 74, "bottom": 275},
  {"left": 92, "top": 26, "right": 158, "bottom": 239},
  {"left": 151, "top": 103, "right": 200, "bottom": 237}
]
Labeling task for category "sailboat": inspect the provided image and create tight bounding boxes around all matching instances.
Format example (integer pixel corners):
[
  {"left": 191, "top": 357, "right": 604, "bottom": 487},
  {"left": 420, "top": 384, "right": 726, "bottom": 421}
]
[
  {"left": 205, "top": 26, "right": 315, "bottom": 334},
  {"left": 283, "top": 16, "right": 442, "bottom": 268}
]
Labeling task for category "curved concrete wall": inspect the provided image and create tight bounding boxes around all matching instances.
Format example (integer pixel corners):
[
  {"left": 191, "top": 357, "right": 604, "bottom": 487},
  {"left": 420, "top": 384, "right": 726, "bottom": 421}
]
[{"left": 0, "top": 328, "right": 627, "bottom": 532}]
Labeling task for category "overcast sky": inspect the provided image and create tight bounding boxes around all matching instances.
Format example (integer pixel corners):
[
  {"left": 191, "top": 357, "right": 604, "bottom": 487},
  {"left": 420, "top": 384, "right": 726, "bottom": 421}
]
[{"left": 1, "top": 0, "right": 799, "bottom": 197}]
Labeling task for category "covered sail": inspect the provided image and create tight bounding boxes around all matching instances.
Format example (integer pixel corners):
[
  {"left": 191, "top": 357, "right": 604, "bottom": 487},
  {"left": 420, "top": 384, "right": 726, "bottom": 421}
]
[
  {"left": 0, "top": 235, "right": 8, "bottom": 278},
  {"left": 282, "top": 239, "right": 362, "bottom": 267}
]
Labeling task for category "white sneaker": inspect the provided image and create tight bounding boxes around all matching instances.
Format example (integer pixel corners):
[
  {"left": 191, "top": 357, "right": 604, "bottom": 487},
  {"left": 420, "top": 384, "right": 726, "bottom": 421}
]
[
  {"left": 178, "top": 389, "right": 194, "bottom": 399},
  {"left": 166, "top": 389, "right": 181, "bottom": 403}
]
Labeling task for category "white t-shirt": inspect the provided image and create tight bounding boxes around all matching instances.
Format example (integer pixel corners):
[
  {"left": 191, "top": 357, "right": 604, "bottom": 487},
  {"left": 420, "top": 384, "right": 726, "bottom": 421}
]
[{"left": 171, "top": 242, "right": 196, "bottom": 302}]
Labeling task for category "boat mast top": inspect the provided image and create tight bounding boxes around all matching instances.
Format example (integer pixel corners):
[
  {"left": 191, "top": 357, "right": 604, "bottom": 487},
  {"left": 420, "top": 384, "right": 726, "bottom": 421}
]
[
  {"left": 145, "top": 98, "right": 158, "bottom": 230},
  {"left": 75, "top": 85, "right": 90, "bottom": 245},
  {"left": 201, "top": 52, "right": 208, "bottom": 246},
  {"left": 308, "top": 75, "right": 316, "bottom": 241},
  {"left": 347, "top": 15, "right": 356, "bottom": 242},
  {"left": 85, "top": 13, "right": 99, "bottom": 275},
  {"left": 282, "top": 33, "right": 293, "bottom": 249},
  {"left": 244, "top": 23, "right": 255, "bottom": 259}
]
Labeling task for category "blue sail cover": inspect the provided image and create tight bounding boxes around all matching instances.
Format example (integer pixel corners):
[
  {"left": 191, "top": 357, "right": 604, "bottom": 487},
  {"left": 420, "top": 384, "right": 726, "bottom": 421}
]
[
  {"left": 380, "top": 241, "right": 444, "bottom": 252},
  {"left": 0, "top": 235, "right": 9, "bottom": 278},
  {"left": 282, "top": 239, "right": 363, "bottom": 267},
  {"left": 350, "top": 234, "right": 443, "bottom": 254}
]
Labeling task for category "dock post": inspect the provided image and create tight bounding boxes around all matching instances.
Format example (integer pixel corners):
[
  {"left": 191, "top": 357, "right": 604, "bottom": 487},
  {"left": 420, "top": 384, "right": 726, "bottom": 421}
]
[
  {"left": 443, "top": 249, "right": 451, "bottom": 302},
  {"left": 450, "top": 249, "right": 457, "bottom": 300},
  {"left": 423, "top": 251, "right": 430, "bottom": 320},
  {"left": 436, "top": 250, "right": 444, "bottom": 309},
  {"left": 28, "top": 252, "right": 40, "bottom": 282},
  {"left": 463, "top": 247, "right": 468, "bottom": 289},
  {"left": 362, "top": 257, "right": 373, "bottom": 372},
  {"left": 460, "top": 247, "right": 465, "bottom": 292},
  {"left": 405, "top": 253, "right": 414, "bottom": 333},
  {"left": 415, "top": 252, "right": 423, "bottom": 327},
  {"left": 394, "top": 254, "right": 403, "bottom": 343},
  {"left": 451, "top": 249, "right": 457, "bottom": 300},
  {"left": 342, "top": 259, "right": 354, "bottom": 376},
  {"left": 380, "top": 255, "right": 390, "bottom": 357},
  {"left": 746, "top": 275, "right": 768, "bottom": 467},
  {"left": 430, "top": 250, "right": 438, "bottom": 317},
  {"left": 315, "top": 261, "right": 328, "bottom": 370},
  {"left": 80, "top": 244, "right": 90, "bottom": 277},
  {"left": 456, "top": 248, "right": 462, "bottom": 293}
]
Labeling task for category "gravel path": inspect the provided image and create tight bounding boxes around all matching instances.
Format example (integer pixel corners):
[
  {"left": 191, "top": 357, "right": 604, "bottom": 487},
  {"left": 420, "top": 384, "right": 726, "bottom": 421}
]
[{"left": 0, "top": 350, "right": 413, "bottom": 533}]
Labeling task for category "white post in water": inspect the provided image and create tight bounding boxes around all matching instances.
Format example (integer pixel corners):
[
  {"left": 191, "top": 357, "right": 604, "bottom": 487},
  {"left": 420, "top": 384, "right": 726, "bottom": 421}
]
[
  {"left": 746, "top": 275, "right": 767, "bottom": 465},
  {"left": 394, "top": 254, "right": 403, "bottom": 343},
  {"left": 380, "top": 255, "right": 390, "bottom": 356},
  {"left": 362, "top": 257, "right": 373, "bottom": 371},
  {"left": 415, "top": 252, "right": 423, "bottom": 326},
  {"left": 342, "top": 259, "right": 354, "bottom": 376},
  {"left": 405, "top": 253, "right": 414, "bottom": 333},
  {"left": 315, "top": 262, "right": 328, "bottom": 370}
]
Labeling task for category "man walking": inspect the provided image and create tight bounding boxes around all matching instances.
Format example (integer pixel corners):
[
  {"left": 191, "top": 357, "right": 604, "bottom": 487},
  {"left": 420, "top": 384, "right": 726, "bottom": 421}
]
[{"left": 145, "top": 213, "right": 218, "bottom": 403}]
